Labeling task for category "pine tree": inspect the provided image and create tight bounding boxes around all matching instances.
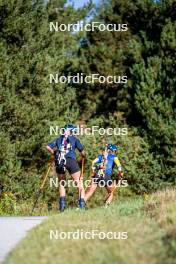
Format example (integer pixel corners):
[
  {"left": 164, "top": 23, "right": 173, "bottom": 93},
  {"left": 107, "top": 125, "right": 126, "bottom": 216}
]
[
  {"left": 0, "top": 0, "right": 88, "bottom": 197},
  {"left": 77, "top": 0, "right": 176, "bottom": 187}
]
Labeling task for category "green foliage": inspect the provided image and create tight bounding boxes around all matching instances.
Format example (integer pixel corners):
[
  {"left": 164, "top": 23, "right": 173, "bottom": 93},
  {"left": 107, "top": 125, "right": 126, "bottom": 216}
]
[
  {"left": 76, "top": 0, "right": 176, "bottom": 193},
  {"left": 0, "top": 0, "right": 175, "bottom": 214},
  {"left": 0, "top": 192, "right": 17, "bottom": 215},
  {"left": 0, "top": 0, "right": 88, "bottom": 200}
]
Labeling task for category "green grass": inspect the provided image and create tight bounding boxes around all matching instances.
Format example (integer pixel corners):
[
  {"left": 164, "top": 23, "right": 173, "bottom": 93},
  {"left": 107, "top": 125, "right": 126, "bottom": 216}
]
[{"left": 4, "top": 188, "right": 176, "bottom": 264}]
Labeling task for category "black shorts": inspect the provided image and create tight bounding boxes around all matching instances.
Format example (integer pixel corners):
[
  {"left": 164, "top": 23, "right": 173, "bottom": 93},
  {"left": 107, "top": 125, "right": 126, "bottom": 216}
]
[
  {"left": 92, "top": 174, "right": 113, "bottom": 187},
  {"left": 55, "top": 157, "right": 80, "bottom": 174}
]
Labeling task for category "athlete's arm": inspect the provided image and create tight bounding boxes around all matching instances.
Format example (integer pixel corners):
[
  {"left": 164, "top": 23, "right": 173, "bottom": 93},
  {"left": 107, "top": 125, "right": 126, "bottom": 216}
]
[
  {"left": 92, "top": 158, "right": 99, "bottom": 171},
  {"left": 114, "top": 157, "right": 121, "bottom": 170},
  {"left": 114, "top": 157, "right": 123, "bottom": 177},
  {"left": 79, "top": 150, "right": 86, "bottom": 159},
  {"left": 46, "top": 145, "right": 54, "bottom": 155},
  {"left": 46, "top": 139, "right": 57, "bottom": 155},
  {"left": 75, "top": 138, "right": 86, "bottom": 158}
]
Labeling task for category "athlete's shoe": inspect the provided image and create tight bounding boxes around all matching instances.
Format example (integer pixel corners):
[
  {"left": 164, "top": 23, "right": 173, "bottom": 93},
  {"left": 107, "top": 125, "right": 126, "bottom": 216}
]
[
  {"left": 79, "top": 198, "right": 85, "bottom": 209},
  {"left": 59, "top": 197, "right": 66, "bottom": 212}
]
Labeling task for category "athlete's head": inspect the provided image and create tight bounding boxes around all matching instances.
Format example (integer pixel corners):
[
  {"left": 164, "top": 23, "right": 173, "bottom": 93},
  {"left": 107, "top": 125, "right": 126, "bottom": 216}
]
[
  {"left": 64, "top": 124, "right": 77, "bottom": 136},
  {"left": 107, "top": 143, "right": 118, "bottom": 153}
]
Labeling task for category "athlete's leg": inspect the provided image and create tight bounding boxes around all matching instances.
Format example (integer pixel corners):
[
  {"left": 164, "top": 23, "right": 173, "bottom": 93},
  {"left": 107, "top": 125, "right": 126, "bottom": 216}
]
[
  {"left": 67, "top": 158, "right": 85, "bottom": 208},
  {"left": 71, "top": 171, "right": 85, "bottom": 198},
  {"left": 105, "top": 184, "right": 114, "bottom": 205},
  {"left": 58, "top": 173, "right": 66, "bottom": 211},
  {"left": 72, "top": 171, "right": 86, "bottom": 208},
  {"left": 84, "top": 180, "right": 98, "bottom": 203},
  {"left": 58, "top": 173, "right": 66, "bottom": 196}
]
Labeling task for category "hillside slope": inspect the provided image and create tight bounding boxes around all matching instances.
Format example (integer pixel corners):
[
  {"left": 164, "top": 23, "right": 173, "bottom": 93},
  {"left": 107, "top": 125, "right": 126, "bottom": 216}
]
[{"left": 4, "top": 189, "right": 176, "bottom": 264}]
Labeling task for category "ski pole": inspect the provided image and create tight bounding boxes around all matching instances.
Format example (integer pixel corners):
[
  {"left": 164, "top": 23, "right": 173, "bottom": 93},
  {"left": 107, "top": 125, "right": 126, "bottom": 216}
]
[
  {"left": 81, "top": 158, "right": 85, "bottom": 178},
  {"left": 79, "top": 158, "right": 85, "bottom": 199},
  {"left": 31, "top": 160, "right": 52, "bottom": 215}
]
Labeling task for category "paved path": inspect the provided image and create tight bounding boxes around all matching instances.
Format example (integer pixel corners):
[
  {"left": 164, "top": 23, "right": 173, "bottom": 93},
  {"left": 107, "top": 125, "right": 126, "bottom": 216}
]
[{"left": 0, "top": 217, "right": 47, "bottom": 263}]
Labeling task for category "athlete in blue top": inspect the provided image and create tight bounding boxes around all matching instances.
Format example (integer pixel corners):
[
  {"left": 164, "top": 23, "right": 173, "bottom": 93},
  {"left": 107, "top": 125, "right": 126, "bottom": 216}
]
[
  {"left": 85, "top": 144, "right": 123, "bottom": 205},
  {"left": 46, "top": 124, "right": 86, "bottom": 212}
]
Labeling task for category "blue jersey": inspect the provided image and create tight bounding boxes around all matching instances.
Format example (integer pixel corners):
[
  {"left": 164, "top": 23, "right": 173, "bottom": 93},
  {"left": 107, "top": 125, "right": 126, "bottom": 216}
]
[
  {"left": 48, "top": 135, "right": 84, "bottom": 160},
  {"left": 94, "top": 153, "right": 121, "bottom": 175}
]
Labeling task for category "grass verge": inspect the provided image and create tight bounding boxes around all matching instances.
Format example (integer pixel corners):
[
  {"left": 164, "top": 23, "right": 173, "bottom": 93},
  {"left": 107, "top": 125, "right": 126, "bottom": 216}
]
[{"left": 4, "top": 188, "right": 176, "bottom": 264}]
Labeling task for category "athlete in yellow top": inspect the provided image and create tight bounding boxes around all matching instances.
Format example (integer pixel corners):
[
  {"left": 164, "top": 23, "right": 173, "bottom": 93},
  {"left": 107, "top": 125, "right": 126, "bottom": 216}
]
[{"left": 85, "top": 144, "right": 123, "bottom": 205}]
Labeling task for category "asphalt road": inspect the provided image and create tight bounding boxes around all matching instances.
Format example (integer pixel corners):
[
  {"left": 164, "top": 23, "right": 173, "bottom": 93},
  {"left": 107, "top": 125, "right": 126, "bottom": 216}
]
[{"left": 0, "top": 217, "right": 47, "bottom": 263}]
